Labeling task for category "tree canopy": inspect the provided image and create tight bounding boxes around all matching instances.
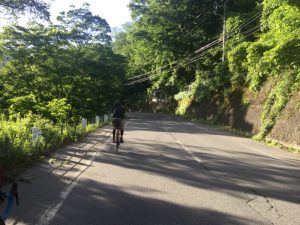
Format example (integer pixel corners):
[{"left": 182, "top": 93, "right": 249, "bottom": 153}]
[
  {"left": 0, "top": 0, "right": 50, "bottom": 19},
  {"left": 0, "top": 4, "right": 126, "bottom": 121},
  {"left": 113, "top": 0, "right": 299, "bottom": 139}
]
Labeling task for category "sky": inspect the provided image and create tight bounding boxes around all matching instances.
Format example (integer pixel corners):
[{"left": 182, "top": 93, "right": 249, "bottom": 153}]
[
  {"left": 49, "top": 0, "right": 132, "bottom": 28},
  {"left": 0, "top": 0, "right": 132, "bottom": 29}
]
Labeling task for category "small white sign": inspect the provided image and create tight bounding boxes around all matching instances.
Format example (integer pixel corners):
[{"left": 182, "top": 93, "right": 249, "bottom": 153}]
[
  {"left": 104, "top": 115, "right": 108, "bottom": 122},
  {"left": 82, "top": 118, "right": 87, "bottom": 128},
  {"left": 95, "top": 116, "right": 100, "bottom": 125},
  {"left": 32, "top": 127, "right": 42, "bottom": 141}
]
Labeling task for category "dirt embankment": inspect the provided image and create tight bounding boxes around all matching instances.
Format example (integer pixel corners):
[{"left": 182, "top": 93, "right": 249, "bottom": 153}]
[
  {"left": 268, "top": 90, "right": 300, "bottom": 147},
  {"left": 128, "top": 80, "right": 300, "bottom": 149},
  {"left": 185, "top": 79, "right": 300, "bottom": 149}
]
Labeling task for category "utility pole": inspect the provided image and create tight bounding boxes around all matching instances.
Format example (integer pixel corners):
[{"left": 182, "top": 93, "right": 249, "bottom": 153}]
[
  {"left": 222, "top": 1, "right": 226, "bottom": 63},
  {"left": 214, "top": 0, "right": 227, "bottom": 63}
]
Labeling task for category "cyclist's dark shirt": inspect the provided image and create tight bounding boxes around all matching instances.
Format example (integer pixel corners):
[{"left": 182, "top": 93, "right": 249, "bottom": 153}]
[{"left": 113, "top": 106, "right": 125, "bottom": 119}]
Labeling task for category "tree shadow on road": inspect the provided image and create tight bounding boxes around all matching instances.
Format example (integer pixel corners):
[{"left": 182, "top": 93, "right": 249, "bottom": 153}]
[
  {"left": 50, "top": 179, "right": 262, "bottom": 225},
  {"left": 99, "top": 139, "right": 300, "bottom": 206}
]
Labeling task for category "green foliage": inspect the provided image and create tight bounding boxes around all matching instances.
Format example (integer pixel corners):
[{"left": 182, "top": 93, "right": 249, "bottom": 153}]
[
  {"left": 227, "top": 42, "right": 251, "bottom": 88},
  {"left": 0, "top": 0, "right": 50, "bottom": 20},
  {"left": 245, "top": 42, "right": 271, "bottom": 90},
  {"left": 0, "top": 113, "right": 103, "bottom": 169},
  {"left": 120, "top": 0, "right": 221, "bottom": 91},
  {"left": 46, "top": 98, "right": 71, "bottom": 123},
  {"left": 267, "top": 37, "right": 300, "bottom": 70},
  {"left": 0, "top": 4, "right": 126, "bottom": 120},
  {"left": 225, "top": 0, "right": 300, "bottom": 141},
  {"left": 228, "top": 0, "right": 300, "bottom": 91},
  {"left": 0, "top": 114, "right": 32, "bottom": 166},
  {"left": 254, "top": 71, "right": 300, "bottom": 140},
  {"left": 121, "top": 0, "right": 300, "bottom": 146},
  {"left": 261, "top": 0, "right": 300, "bottom": 34},
  {"left": 56, "top": 3, "right": 111, "bottom": 45},
  {"left": 8, "top": 94, "right": 37, "bottom": 116},
  {"left": 0, "top": 4, "right": 126, "bottom": 170},
  {"left": 174, "top": 91, "right": 193, "bottom": 115}
]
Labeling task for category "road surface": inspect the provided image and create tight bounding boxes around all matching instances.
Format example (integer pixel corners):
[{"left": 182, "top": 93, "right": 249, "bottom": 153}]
[{"left": 6, "top": 112, "right": 300, "bottom": 225}]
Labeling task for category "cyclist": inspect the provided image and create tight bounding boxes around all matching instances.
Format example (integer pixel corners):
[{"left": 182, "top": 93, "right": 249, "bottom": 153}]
[{"left": 112, "top": 101, "right": 125, "bottom": 143}]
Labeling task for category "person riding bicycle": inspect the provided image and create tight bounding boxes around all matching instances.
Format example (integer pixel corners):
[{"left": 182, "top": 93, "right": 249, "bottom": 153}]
[{"left": 112, "top": 101, "right": 125, "bottom": 143}]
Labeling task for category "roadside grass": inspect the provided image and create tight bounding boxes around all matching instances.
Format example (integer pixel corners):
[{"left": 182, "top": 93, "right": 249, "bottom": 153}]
[{"left": 0, "top": 115, "right": 110, "bottom": 182}]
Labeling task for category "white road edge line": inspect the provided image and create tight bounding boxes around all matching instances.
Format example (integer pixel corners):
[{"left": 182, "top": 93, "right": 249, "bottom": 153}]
[
  {"left": 237, "top": 142, "right": 298, "bottom": 167},
  {"left": 166, "top": 127, "right": 298, "bottom": 167},
  {"left": 165, "top": 129, "right": 203, "bottom": 164},
  {"left": 176, "top": 139, "right": 203, "bottom": 164},
  {"left": 36, "top": 137, "right": 112, "bottom": 225}
]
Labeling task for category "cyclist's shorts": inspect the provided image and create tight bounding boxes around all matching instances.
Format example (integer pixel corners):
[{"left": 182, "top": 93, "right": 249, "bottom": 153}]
[{"left": 112, "top": 118, "right": 124, "bottom": 129}]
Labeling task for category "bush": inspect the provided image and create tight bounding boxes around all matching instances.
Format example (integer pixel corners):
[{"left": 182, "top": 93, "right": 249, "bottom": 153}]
[{"left": 0, "top": 113, "right": 101, "bottom": 172}]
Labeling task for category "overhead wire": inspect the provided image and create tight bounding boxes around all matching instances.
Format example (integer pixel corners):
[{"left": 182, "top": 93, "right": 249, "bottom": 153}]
[
  {"left": 127, "top": 2, "right": 263, "bottom": 85},
  {"left": 127, "top": 37, "right": 220, "bottom": 82},
  {"left": 127, "top": 6, "right": 216, "bottom": 82},
  {"left": 126, "top": 25, "right": 261, "bottom": 86},
  {"left": 218, "top": 0, "right": 231, "bottom": 7},
  {"left": 128, "top": 1, "right": 247, "bottom": 82},
  {"left": 127, "top": 59, "right": 182, "bottom": 80},
  {"left": 127, "top": 21, "right": 262, "bottom": 86},
  {"left": 127, "top": 13, "right": 210, "bottom": 81},
  {"left": 129, "top": 9, "right": 262, "bottom": 82},
  {"left": 127, "top": 41, "right": 222, "bottom": 86}
]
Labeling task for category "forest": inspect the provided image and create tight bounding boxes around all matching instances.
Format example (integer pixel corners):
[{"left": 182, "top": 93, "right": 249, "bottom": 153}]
[
  {"left": 0, "top": 0, "right": 299, "bottom": 170},
  {"left": 114, "top": 0, "right": 300, "bottom": 149}
]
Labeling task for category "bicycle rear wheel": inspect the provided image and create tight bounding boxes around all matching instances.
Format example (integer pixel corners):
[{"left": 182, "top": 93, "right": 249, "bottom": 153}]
[{"left": 115, "top": 129, "right": 120, "bottom": 153}]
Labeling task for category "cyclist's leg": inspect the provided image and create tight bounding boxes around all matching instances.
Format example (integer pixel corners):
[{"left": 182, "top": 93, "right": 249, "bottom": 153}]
[{"left": 112, "top": 128, "right": 116, "bottom": 143}]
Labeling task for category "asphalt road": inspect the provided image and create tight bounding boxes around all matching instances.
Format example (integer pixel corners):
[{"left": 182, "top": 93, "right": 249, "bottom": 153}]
[{"left": 6, "top": 112, "right": 300, "bottom": 225}]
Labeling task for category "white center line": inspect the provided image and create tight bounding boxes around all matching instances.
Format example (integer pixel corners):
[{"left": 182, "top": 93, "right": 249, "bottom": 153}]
[{"left": 164, "top": 128, "right": 203, "bottom": 164}]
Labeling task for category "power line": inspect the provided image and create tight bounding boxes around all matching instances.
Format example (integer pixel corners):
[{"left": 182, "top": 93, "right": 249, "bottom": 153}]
[
  {"left": 218, "top": 0, "right": 231, "bottom": 7},
  {"left": 128, "top": 37, "right": 221, "bottom": 82},
  {"left": 128, "top": 24, "right": 261, "bottom": 86},
  {"left": 126, "top": 26, "right": 261, "bottom": 86},
  {"left": 127, "top": 42, "right": 222, "bottom": 86},
  {"left": 127, "top": 4, "right": 263, "bottom": 86},
  {"left": 128, "top": 14, "right": 211, "bottom": 81},
  {"left": 127, "top": 57, "right": 187, "bottom": 80}
]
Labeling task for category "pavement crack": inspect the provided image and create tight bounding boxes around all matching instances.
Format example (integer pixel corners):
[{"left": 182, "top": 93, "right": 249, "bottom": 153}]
[
  {"left": 246, "top": 195, "right": 258, "bottom": 204},
  {"left": 246, "top": 198, "right": 275, "bottom": 225},
  {"left": 159, "top": 117, "right": 297, "bottom": 225},
  {"left": 245, "top": 188, "right": 296, "bottom": 225}
]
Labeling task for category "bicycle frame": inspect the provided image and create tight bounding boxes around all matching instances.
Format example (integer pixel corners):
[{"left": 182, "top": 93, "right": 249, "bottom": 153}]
[
  {"left": 0, "top": 163, "right": 19, "bottom": 225},
  {"left": 0, "top": 183, "right": 19, "bottom": 225}
]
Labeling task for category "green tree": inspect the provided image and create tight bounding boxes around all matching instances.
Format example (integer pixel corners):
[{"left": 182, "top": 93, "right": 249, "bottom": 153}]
[
  {"left": 0, "top": 4, "right": 126, "bottom": 120},
  {"left": 0, "top": 0, "right": 50, "bottom": 19},
  {"left": 56, "top": 3, "right": 111, "bottom": 45}
]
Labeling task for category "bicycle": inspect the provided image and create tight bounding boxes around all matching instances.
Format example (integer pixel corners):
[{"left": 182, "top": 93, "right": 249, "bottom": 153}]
[
  {"left": 0, "top": 164, "right": 19, "bottom": 225},
  {"left": 0, "top": 183, "right": 19, "bottom": 225}
]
